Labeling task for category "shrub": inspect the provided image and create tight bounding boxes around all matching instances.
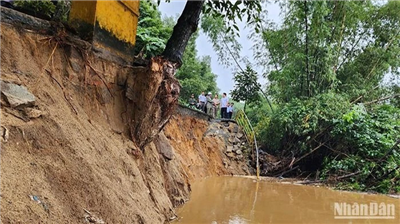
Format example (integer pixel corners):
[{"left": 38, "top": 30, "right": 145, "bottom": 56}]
[
  {"left": 261, "top": 92, "right": 350, "bottom": 153},
  {"left": 14, "top": 0, "right": 56, "bottom": 19},
  {"left": 14, "top": 0, "right": 70, "bottom": 21},
  {"left": 322, "top": 105, "right": 400, "bottom": 193},
  {"left": 256, "top": 92, "right": 400, "bottom": 193}
]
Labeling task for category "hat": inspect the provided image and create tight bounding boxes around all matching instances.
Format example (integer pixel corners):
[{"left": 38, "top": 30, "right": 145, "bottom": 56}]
[{"left": 208, "top": 92, "right": 212, "bottom": 95}]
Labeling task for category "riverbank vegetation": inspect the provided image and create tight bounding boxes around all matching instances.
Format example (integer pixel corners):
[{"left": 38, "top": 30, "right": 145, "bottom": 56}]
[
  {"left": 199, "top": 0, "right": 400, "bottom": 193},
  {"left": 230, "top": 1, "right": 399, "bottom": 193}
]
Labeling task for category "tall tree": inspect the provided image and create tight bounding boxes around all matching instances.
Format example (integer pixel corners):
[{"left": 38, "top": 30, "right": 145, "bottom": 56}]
[
  {"left": 252, "top": 0, "right": 400, "bottom": 103},
  {"left": 231, "top": 65, "right": 264, "bottom": 110}
]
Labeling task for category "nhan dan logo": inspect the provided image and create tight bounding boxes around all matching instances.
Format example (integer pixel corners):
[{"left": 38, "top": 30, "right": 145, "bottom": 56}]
[{"left": 334, "top": 202, "right": 396, "bottom": 219}]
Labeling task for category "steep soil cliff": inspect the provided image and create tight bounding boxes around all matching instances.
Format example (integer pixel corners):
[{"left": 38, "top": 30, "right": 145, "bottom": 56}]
[{"left": 0, "top": 13, "right": 250, "bottom": 223}]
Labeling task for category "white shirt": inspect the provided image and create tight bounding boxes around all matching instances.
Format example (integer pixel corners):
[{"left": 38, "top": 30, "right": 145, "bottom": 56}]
[
  {"left": 198, "top": 94, "right": 206, "bottom": 103},
  {"left": 220, "top": 97, "right": 229, "bottom": 108}
]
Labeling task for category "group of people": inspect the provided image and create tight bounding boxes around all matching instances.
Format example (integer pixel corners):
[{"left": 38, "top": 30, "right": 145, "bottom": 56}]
[{"left": 188, "top": 92, "right": 234, "bottom": 119}]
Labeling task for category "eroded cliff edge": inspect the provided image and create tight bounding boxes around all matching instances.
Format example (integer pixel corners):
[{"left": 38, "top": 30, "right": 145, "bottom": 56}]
[{"left": 0, "top": 15, "right": 250, "bottom": 223}]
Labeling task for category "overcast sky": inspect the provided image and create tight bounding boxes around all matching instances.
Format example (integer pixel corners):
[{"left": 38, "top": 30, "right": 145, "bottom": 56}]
[{"left": 159, "top": 1, "right": 282, "bottom": 96}]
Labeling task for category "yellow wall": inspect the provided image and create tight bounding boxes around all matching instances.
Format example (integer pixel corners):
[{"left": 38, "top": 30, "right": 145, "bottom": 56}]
[
  {"left": 121, "top": 0, "right": 140, "bottom": 16},
  {"left": 69, "top": 1, "right": 97, "bottom": 26},
  {"left": 95, "top": 0, "right": 139, "bottom": 45},
  {"left": 69, "top": 0, "right": 139, "bottom": 46}
]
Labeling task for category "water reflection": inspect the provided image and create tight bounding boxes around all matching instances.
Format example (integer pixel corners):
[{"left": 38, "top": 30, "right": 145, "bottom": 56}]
[{"left": 175, "top": 176, "right": 399, "bottom": 224}]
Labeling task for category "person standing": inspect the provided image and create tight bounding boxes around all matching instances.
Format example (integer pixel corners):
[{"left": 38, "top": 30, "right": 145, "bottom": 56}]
[
  {"left": 227, "top": 103, "right": 232, "bottom": 119},
  {"left": 198, "top": 91, "right": 206, "bottom": 112},
  {"left": 220, "top": 93, "right": 229, "bottom": 118},
  {"left": 227, "top": 103, "right": 234, "bottom": 119},
  {"left": 212, "top": 94, "right": 220, "bottom": 118},
  {"left": 206, "top": 92, "right": 213, "bottom": 116}
]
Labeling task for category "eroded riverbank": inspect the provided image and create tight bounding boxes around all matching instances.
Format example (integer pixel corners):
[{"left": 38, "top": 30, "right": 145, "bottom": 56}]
[
  {"left": 0, "top": 18, "right": 250, "bottom": 223},
  {"left": 175, "top": 176, "right": 400, "bottom": 224}
]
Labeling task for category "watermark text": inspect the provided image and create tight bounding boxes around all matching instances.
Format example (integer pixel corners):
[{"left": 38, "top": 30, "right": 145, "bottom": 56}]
[{"left": 334, "top": 202, "right": 396, "bottom": 219}]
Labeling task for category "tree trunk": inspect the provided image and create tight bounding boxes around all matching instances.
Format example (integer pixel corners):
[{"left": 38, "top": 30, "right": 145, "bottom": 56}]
[
  {"left": 162, "top": 0, "right": 205, "bottom": 67},
  {"left": 304, "top": 0, "right": 310, "bottom": 97}
]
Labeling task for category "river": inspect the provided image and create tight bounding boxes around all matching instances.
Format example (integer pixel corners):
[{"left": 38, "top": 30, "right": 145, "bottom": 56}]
[{"left": 174, "top": 176, "right": 399, "bottom": 224}]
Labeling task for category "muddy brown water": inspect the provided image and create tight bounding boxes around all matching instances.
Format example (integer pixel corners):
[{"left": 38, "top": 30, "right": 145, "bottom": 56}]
[{"left": 175, "top": 176, "right": 399, "bottom": 224}]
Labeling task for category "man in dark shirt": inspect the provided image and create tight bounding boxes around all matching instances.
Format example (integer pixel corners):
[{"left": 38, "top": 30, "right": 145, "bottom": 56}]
[{"left": 188, "top": 94, "right": 197, "bottom": 109}]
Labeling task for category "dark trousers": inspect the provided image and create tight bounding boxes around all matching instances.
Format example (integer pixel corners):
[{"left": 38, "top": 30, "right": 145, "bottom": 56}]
[
  {"left": 228, "top": 112, "right": 232, "bottom": 119},
  {"left": 221, "top": 107, "right": 227, "bottom": 118},
  {"left": 200, "top": 102, "right": 207, "bottom": 113}
]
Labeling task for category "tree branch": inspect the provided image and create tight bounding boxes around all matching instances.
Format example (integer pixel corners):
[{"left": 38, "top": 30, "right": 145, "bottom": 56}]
[
  {"left": 363, "top": 94, "right": 400, "bottom": 105},
  {"left": 365, "top": 29, "right": 400, "bottom": 81},
  {"left": 259, "top": 22, "right": 280, "bottom": 72},
  {"left": 337, "top": 29, "right": 369, "bottom": 70},
  {"left": 304, "top": 0, "right": 310, "bottom": 97}
]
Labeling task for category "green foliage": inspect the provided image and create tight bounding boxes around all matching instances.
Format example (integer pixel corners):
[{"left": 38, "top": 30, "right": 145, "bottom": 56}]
[
  {"left": 258, "top": 94, "right": 400, "bottom": 193},
  {"left": 203, "top": 0, "right": 262, "bottom": 37},
  {"left": 322, "top": 105, "right": 400, "bottom": 193},
  {"left": 201, "top": 14, "right": 242, "bottom": 69},
  {"left": 204, "top": 0, "right": 261, "bottom": 23},
  {"left": 201, "top": 14, "right": 275, "bottom": 111},
  {"left": 262, "top": 92, "right": 350, "bottom": 152},
  {"left": 134, "top": 0, "right": 173, "bottom": 58},
  {"left": 251, "top": 1, "right": 400, "bottom": 103},
  {"left": 13, "top": 0, "right": 70, "bottom": 21},
  {"left": 231, "top": 65, "right": 261, "bottom": 105},
  {"left": 176, "top": 34, "right": 219, "bottom": 101},
  {"left": 225, "top": 0, "right": 400, "bottom": 193},
  {"left": 197, "top": 0, "right": 400, "bottom": 194},
  {"left": 14, "top": 0, "right": 56, "bottom": 19},
  {"left": 253, "top": 114, "right": 271, "bottom": 145},
  {"left": 391, "top": 85, "right": 400, "bottom": 107}
]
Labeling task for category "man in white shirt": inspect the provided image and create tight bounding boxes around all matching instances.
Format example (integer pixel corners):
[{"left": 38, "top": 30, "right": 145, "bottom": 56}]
[
  {"left": 220, "top": 93, "right": 229, "bottom": 118},
  {"left": 198, "top": 91, "right": 207, "bottom": 113}
]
